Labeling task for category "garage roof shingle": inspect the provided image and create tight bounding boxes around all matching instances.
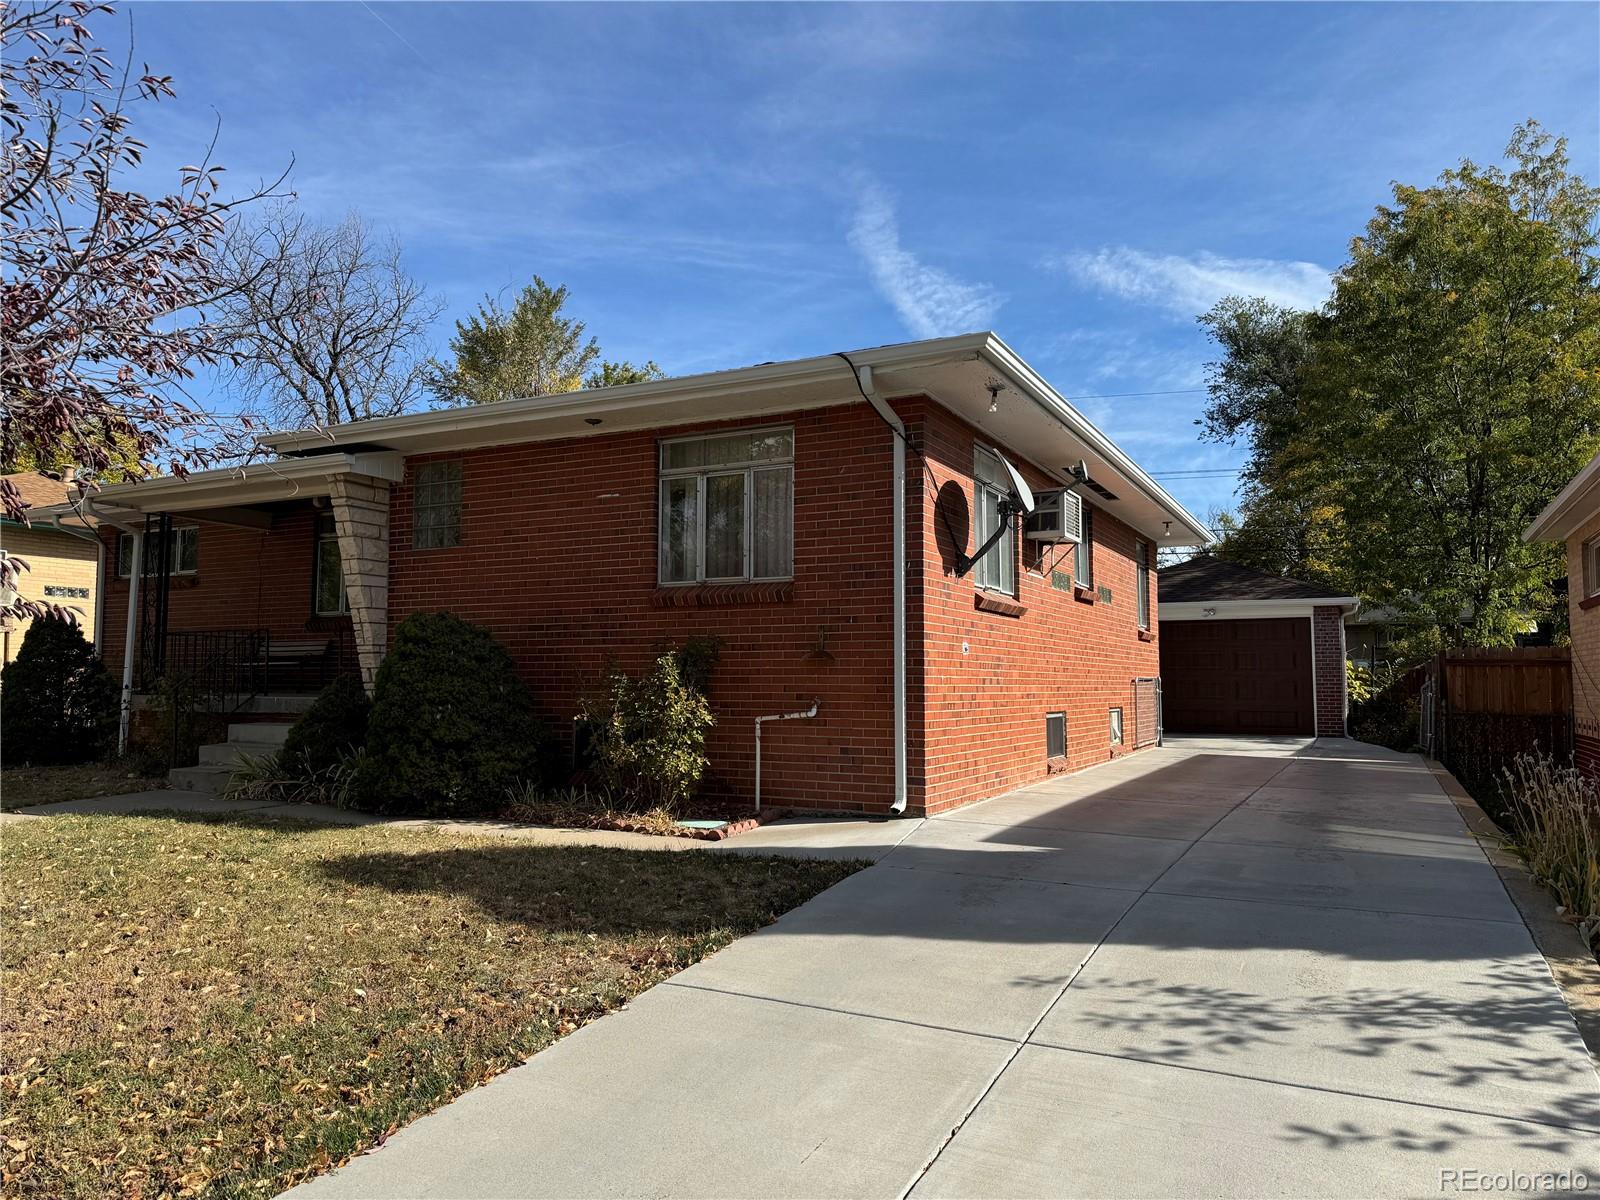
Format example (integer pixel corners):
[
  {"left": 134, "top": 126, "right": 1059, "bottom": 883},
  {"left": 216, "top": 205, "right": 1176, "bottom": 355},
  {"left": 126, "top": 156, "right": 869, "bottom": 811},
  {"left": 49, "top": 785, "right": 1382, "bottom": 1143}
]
[{"left": 1159, "top": 555, "right": 1343, "bottom": 603}]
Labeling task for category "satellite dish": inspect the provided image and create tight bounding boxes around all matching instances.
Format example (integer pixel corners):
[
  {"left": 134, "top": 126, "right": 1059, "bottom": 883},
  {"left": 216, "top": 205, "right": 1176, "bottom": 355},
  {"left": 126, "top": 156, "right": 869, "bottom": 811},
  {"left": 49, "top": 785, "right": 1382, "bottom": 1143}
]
[{"left": 995, "top": 450, "right": 1035, "bottom": 515}]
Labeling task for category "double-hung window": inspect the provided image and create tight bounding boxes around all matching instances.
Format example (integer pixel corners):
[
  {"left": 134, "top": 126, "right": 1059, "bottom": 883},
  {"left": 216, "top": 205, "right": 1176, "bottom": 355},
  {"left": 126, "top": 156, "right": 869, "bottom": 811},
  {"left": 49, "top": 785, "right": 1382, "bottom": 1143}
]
[
  {"left": 413, "top": 460, "right": 463, "bottom": 549},
  {"left": 1586, "top": 535, "right": 1600, "bottom": 599},
  {"left": 659, "top": 427, "right": 793, "bottom": 584},
  {"left": 1073, "top": 503, "right": 1094, "bottom": 588},
  {"left": 116, "top": 526, "right": 198, "bottom": 577},
  {"left": 314, "top": 515, "right": 349, "bottom": 615},
  {"left": 1136, "top": 540, "right": 1151, "bottom": 629},
  {"left": 973, "top": 448, "right": 1017, "bottom": 595}
]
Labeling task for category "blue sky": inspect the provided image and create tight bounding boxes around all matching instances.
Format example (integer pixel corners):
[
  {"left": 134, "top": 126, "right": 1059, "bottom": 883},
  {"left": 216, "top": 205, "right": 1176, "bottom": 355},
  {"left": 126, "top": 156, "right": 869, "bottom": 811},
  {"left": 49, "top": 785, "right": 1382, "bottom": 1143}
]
[{"left": 126, "top": 1, "right": 1598, "bottom": 521}]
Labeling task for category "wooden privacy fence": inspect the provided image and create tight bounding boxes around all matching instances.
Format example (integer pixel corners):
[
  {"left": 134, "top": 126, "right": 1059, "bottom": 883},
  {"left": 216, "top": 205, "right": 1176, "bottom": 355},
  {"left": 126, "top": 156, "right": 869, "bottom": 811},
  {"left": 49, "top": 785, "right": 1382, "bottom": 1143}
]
[{"left": 1422, "top": 646, "right": 1575, "bottom": 797}]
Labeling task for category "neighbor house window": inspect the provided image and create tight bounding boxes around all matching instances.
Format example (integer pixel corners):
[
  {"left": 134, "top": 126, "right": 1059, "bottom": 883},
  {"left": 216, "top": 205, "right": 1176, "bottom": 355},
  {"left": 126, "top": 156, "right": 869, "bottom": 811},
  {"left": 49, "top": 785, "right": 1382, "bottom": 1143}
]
[
  {"left": 413, "top": 460, "right": 463, "bottom": 549},
  {"left": 658, "top": 427, "right": 793, "bottom": 583},
  {"left": 1586, "top": 535, "right": 1600, "bottom": 599},
  {"left": 314, "top": 515, "right": 348, "bottom": 615},
  {"left": 1074, "top": 503, "right": 1094, "bottom": 588},
  {"left": 974, "top": 448, "right": 1017, "bottom": 595},
  {"left": 116, "top": 526, "right": 198, "bottom": 577},
  {"left": 1109, "top": 707, "right": 1125, "bottom": 745},
  {"left": 1136, "top": 540, "right": 1151, "bottom": 629}
]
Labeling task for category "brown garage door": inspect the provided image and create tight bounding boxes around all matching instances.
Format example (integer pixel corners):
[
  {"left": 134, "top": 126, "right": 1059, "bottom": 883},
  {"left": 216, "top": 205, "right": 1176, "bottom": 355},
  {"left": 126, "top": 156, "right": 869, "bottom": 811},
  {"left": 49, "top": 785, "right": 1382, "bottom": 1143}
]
[{"left": 1160, "top": 617, "right": 1314, "bottom": 735}]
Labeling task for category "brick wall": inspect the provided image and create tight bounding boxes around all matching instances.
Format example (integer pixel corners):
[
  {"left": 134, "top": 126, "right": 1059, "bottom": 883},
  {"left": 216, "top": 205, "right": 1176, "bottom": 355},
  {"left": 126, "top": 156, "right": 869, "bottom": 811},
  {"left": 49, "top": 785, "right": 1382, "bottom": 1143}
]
[
  {"left": 0, "top": 525, "right": 99, "bottom": 662},
  {"left": 388, "top": 402, "right": 898, "bottom": 814},
  {"left": 1568, "top": 511, "right": 1600, "bottom": 781},
  {"left": 905, "top": 400, "right": 1160, "bottom": 815},
  {"left": 1313, "top": 605, "right": 1347, "bottom": 737},
  {"left": 97, "top": 504, "right": 352, "bottom": 677}
]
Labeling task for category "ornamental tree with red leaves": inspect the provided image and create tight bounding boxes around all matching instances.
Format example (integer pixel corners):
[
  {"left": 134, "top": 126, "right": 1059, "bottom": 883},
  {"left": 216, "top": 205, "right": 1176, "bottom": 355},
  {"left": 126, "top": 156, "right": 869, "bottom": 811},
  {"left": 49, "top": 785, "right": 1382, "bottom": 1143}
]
[{"left": 0, "top": 1, "right": 285, "bottom": 622}]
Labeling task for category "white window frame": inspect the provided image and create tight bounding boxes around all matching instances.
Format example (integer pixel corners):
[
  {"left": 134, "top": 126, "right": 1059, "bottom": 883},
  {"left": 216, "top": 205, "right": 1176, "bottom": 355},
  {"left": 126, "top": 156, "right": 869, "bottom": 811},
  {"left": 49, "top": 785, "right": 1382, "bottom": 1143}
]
[
  {"left": 658, "top": 426, "right": 794, "bottom": 585},
  {"left": 1136, "top": 540, "right": 1151, "bottom": 629},
  {"left": 314, "top": 515, "right": 349, "bottom": 616},
  {"left": 1109, "top": 706, "right": 1125, "bottom": 745},
  {"left": 973, "top": 448, "right": 1017, "bottom": 596},
  {"left": 117, "top": 526, "right": 198, "bottom": 578},
  {"left": 1073, "top": 503, "right": 1094, "bottom": 588},
  {"left": 1585, "top": 535, "right": 1600, "bottom": 599}
]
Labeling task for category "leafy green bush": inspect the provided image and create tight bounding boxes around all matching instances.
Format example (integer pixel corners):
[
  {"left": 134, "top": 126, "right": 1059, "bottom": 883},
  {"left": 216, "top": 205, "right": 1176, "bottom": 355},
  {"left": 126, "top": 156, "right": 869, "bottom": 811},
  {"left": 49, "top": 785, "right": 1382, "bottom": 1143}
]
[
  {"left": 351, "top": 612, "right": 546, "bottom": 817},
  {"left": 282, "top": 674, "right": 370, "bottom": 777},
  {"left": 0, "top": 614, "right": 117, "bottom": 764},
  {"left": 1347, "top": 663, "right": 1418, "bottom": 751},
  {"left": 582, "top": 652, "right": 713, "bottom": 813}
]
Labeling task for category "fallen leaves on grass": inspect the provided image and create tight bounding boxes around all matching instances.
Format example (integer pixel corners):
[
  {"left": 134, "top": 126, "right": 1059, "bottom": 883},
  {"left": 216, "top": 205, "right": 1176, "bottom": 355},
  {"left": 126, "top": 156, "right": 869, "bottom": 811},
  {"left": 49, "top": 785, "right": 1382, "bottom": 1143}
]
[{"left": 1, "top": 815, "right": 860, "bottom": 1197}]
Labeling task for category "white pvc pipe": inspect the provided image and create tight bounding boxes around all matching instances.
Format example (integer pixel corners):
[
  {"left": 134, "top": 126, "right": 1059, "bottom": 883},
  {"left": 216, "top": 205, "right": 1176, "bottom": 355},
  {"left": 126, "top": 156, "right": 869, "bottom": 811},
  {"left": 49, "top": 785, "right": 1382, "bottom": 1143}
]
[
  {"left": 854, "top": 364, "right": 909, "bottom": 815},
  {"left": 117, "top": 530, "right": 143, "bottom": 755},
  {"left": 754, "top": 700, "right": 820, "bottom": 813}
]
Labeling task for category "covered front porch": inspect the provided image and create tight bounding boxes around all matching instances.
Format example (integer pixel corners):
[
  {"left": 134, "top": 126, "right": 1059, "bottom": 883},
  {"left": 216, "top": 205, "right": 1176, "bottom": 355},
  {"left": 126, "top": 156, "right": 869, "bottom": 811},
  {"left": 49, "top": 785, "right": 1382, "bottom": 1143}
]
[{"left": 45, "top": 452, "right": 402, "bottom": 748}]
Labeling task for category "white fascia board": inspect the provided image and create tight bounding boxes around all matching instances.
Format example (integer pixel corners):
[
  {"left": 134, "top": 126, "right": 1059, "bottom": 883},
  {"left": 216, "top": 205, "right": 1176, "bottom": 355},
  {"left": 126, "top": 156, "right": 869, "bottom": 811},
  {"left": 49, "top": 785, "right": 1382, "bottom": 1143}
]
[
  {"left": 260, "top": 334, "right": 993, "bottom": 456},
  {"left": 1524, "top": 451, "right": 1600, "bottom": 542},
  {"left": 1162, "top": 597, "right": 1359, "bottom": 621},
  {"left": 33, "top": 452, "right": 404, "bottom": 519},
  {"left": 976, "top": 334, "right": 1213, "bottom": 547}
]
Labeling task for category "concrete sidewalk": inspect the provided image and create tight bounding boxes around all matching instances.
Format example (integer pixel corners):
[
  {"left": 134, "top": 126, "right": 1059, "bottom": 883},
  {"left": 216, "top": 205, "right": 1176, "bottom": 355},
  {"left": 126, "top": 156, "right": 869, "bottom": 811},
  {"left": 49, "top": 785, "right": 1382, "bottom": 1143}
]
[{"left": 280, "top": 737, "right": 1600, "bottom": 1199}]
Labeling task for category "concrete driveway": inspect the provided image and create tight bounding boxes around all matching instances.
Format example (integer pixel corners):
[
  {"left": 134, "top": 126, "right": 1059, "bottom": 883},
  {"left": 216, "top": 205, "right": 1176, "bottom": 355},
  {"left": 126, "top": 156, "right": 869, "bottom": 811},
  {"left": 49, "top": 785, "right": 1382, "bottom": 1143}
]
[{"left": 288, "top": 739, "right": 1600, "bottom": 1199}]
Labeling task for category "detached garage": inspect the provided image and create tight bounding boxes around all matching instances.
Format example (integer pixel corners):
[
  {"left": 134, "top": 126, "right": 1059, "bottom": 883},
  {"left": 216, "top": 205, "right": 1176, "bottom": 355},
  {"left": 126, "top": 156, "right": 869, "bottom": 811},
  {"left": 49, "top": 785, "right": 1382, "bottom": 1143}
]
[{"left": 1158, "top": 557, "right": 1357, "bottom": 737}]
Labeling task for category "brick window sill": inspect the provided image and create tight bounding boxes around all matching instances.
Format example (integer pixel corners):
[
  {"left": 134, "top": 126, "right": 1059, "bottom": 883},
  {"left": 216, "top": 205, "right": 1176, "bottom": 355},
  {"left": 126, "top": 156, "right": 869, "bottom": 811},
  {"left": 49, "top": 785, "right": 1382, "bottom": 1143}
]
[
  {"left": 651, "top": 581, "right": 795, "bottom": 608},
  {"left": 1138, "top": 628, "right": 1155, "bottom": 642},
  {"left": 1580, "top": 593, "right": 1600, "bottom": 612},
  {"left": 974, "top": 591, "right": 1027, "bottom": 619},
  {"left": 1073, "top": 586, "right": 1096, "bottom": 605},
  {"left": 1046, "top": 756, "right": 1071, "bottom": 775}
]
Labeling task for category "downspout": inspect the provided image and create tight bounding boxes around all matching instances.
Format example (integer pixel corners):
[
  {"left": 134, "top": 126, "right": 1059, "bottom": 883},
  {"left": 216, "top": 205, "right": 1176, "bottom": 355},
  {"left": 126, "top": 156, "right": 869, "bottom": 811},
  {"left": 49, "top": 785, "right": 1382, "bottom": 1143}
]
[
  {"left": 839, "top": 356, "right": 908, "bottom": 815},
  {"left": 79, "top": 497, "right": 144, "bottom": 754},
  {"left": 754, "top": 700, "right": 820, "bottom": 813}
]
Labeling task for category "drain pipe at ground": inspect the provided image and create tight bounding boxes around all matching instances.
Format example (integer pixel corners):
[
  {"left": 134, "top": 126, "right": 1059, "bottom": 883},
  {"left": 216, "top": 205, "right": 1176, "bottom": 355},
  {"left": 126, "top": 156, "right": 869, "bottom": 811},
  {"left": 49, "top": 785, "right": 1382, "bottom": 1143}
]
[{"left": 754, "top": 700, "right": 820, "bottom": 814}]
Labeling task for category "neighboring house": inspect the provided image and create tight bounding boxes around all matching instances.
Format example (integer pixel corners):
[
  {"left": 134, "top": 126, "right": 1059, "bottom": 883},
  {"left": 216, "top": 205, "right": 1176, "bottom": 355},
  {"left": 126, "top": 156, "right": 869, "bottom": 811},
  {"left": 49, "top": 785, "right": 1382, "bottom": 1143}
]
[
  {"left": 0, "top": 471, "right": 102, "bottom": 663},
  {"left": 39, "top": 333, "right": 1210, "bottom": 816},
  {"left": 1157, "top": 555, "right": 1356, "bottom": 738},
  {"left": 1525, "top": 450, "right": 1600, "bottom": 779}
]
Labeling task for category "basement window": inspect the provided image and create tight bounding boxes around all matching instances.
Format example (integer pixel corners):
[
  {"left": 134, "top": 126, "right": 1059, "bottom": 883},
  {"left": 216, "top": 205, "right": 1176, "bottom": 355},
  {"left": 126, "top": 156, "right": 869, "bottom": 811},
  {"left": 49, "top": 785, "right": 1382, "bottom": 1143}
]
[
  {"left": 1045, "top": 712, "right": 1066, "bottom": 760},
  {"left": 1109, "top": 707, "right": 1125, "bottom": 745}
]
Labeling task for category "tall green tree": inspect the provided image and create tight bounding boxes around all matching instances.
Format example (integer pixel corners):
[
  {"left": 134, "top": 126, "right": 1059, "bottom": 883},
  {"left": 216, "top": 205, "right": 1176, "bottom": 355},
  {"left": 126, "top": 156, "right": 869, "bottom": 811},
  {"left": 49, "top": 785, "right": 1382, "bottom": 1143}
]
[
  {"left": 1307, "top": 122, "right": 1600, "bottom": 645},
  {"left": 429, "top": 278, "right": 600, "bottom": 405},
  {"left": 1199, "top": 122, "right": 1600, "bottom": 647},
  {"left": 584, "top": 360, "right": 666, "bottom": 389}
]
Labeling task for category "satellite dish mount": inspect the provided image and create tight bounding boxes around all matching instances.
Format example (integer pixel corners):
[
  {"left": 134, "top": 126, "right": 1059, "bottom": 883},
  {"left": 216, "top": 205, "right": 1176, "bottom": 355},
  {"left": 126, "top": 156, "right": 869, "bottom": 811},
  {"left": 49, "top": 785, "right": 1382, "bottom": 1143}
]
[{"left": 956, "top": 448, "right": 1036, "bottom": 577}]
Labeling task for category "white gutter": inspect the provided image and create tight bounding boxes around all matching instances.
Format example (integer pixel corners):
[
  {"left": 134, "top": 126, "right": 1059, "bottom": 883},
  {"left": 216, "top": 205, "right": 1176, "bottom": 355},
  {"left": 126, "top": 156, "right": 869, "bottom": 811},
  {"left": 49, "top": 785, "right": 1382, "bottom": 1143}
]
[
  {"left": 851, "top": 361, "right": 909, "bottom": 815},
  {"left": 753, "top": 700, "right": 820, "bottom": 814}
]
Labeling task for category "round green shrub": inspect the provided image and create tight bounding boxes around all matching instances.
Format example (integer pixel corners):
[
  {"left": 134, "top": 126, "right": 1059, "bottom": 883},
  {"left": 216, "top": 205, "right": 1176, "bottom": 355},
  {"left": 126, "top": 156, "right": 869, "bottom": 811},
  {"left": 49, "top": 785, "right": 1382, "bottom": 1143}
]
[
  {"left": 282, "top": 673, "right": 371, "bottom": 777},
  {"left": 351, "top": 612, "right": 546, "bottom": 816},
  {"left": 0, "top": 613, "right": 118, "bottom": 764}
]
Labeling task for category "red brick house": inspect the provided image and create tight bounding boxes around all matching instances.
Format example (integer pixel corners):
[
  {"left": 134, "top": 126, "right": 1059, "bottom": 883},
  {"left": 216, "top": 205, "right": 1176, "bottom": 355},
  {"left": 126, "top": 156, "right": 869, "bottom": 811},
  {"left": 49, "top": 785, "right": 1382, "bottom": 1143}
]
[
  {"left": 46, "top": 333, "right": 1210, "bottom": 816},
  {"left": 1525, "top": 450, "right": 1600, "bottom": 779}
]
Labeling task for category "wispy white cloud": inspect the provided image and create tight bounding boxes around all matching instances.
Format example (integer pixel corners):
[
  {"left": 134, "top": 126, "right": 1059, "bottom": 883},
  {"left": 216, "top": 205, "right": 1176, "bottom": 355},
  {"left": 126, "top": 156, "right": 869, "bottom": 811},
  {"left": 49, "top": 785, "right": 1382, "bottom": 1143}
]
[
  {"left": 1060, "top": 247, "right": 1332, "bottom": 318},
  {"left": 848, "top": 185, "right": 1002, "bottom": 338}
]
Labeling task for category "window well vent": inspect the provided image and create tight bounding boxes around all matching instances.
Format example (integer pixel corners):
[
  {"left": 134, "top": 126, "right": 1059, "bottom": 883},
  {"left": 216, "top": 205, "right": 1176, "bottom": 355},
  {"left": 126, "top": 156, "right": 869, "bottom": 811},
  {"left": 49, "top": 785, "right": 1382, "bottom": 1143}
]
[{"left": 1045, "top": 712, "right": 1066, "bottom": 759}]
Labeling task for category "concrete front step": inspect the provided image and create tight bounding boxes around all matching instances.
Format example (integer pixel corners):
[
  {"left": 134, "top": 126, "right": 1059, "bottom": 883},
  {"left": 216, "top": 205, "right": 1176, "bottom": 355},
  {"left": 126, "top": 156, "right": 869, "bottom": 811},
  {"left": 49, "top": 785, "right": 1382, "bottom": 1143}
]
[
  {"left": 229, "top": 722, "right": 293, "bottom": 745},
  {"left": 198, "top": 741, "right": 286, "bottom": 766},
  {"left": 168, "top": 763, "right": 238, "bottom": 793}
]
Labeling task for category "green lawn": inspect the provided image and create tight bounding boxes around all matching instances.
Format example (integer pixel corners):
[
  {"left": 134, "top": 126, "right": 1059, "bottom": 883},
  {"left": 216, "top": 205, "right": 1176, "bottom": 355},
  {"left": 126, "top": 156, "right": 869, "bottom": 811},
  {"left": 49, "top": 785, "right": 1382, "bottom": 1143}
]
[{"left": 0, "top": 814, "right": 860, "bottom": 1198}]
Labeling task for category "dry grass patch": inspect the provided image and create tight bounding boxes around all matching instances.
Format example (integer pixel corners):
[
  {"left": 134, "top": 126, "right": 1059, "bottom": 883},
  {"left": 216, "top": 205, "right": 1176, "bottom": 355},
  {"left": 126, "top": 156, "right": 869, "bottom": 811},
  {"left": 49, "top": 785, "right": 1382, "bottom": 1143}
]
[
  {"left": 1, "top": 761, "right": 166, "bottom": 811},
  {"left": 0, "top": 814, "right": 861, "bottom": 1198}
]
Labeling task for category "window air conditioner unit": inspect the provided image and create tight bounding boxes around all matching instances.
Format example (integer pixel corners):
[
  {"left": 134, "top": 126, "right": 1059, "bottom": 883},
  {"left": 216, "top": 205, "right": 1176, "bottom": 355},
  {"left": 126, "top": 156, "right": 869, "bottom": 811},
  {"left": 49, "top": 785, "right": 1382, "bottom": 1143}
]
[{"left": 1024, "top": 488, "right": 1082, "bottom": 542}]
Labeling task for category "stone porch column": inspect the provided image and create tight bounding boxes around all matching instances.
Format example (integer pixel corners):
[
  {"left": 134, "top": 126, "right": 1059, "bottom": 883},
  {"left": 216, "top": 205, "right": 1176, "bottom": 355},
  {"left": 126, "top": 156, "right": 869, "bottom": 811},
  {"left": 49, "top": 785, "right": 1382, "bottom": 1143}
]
[{"left": 327, "top": 475, "right": 390, "bottom": 693}]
